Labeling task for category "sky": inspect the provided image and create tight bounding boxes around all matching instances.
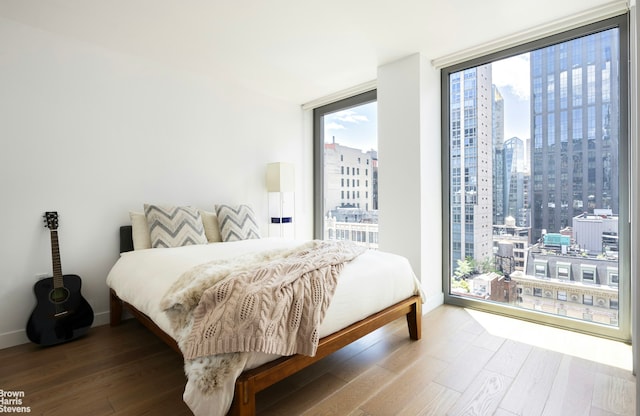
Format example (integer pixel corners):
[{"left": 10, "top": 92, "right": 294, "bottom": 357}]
[
  {"left": 491, "top": 52, "right": 531, "bottom": 141},
  {"left": 324, "top": 101, "right": 377, "bottom": 151},
  {"left": 324, "top": 53, "right": 531, "bottom": 151}
]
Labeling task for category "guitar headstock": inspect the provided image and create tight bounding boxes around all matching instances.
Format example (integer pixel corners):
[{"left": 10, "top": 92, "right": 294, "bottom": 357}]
[{"left": 44, "top": 212, "right": 59, "bottom": 230}]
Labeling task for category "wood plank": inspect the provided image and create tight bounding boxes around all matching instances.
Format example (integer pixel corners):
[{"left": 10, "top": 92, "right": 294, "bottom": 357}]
[
  {"left": 26, "top": 351, "right": 182, "bottom": 413},
  {"left": 358, "top": 354, "right": 448, "bottom": 415},
  {"left": 591, "top": 372, "right": 636, "bottom": 416},
  {"left": 499, "top": 347, "right": 563, "bottom": 416},
  {"left": 405, "top": 382, "right": 460, "bottom": 416},
  {"left": 433, "top": 344, "right": 495, "bottom": 392},
  {"left": 541, "top": 355, "right": 595, "bottom": 416},
  {"left": 258, "top": 372, "right": 347, "bottom": 416},
  {"left": 331, "top": 330, "right": 409, "bottom": 382},
  {"left": 111, "top": 386, "right": 192, "bottom": 416},
  {"left": 298, "top": 364, "right": 395, "bottom": 415},
  {"left": 494, "top": 408, "right": 520, "bottom": 416},
  {"left": 484, "top": 338, "right": 533, "bottom": 378},
  {"left": 255, "top": 326, "right": 410, "bottom": 413},
  {"left": 446, "top": 370, "right": 513, "bottom": 416},
  {"left": 472, "top": 329, "right": 506, "bottom": 352}
]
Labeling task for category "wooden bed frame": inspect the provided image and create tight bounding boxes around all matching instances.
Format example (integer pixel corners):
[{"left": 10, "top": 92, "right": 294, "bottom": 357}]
[{"left": 110, "top": 226, "right": 422, "bottom": 416}]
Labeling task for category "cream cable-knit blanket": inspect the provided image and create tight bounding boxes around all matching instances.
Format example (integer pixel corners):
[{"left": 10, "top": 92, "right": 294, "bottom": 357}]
[{"left": 159, "top": 240, "right": 365, "bottom": 395}]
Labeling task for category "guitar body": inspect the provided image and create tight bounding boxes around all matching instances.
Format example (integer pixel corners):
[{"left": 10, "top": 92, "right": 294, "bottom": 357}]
[
  {"left": 26, "top": 212, "right": 94, "bottom": 346},
  {"left": 26, "top": 274, "right": 94, "bottom": 346}
]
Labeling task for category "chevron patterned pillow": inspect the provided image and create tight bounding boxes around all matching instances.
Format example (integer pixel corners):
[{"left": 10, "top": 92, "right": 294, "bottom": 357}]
[
  {"left": 215, "top": 204, "right": 261, "bottom": 242},
  {"left": 144, "top": 204, "right": 207, "bottom": 248}
]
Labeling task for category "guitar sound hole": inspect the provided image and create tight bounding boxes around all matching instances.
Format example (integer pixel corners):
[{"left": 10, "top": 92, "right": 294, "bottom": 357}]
[{"left": 49, "top": 287, "right": 70, "bottom": 304}]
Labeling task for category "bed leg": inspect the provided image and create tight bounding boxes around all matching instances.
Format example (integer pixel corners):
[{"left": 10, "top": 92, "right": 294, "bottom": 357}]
[
  {"left": 228, "top": 379, "right": 256, "bottom": 416},
  {"left": 110, "top": 289, "right": 123, "bottom": 327},
  {"left": 406, "top": 298, "right": 422, "bottom": 340}
]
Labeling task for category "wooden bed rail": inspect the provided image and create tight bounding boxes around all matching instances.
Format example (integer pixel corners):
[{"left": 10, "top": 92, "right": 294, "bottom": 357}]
[
  {"left": 230, "top": 294, "right": 421, "bottom": 415},
  {"left": 110, "top": 288, "right": 180, "bottom": 353},
  {"left": 110, "top": 288, "right": 422, "bottom": 415}
]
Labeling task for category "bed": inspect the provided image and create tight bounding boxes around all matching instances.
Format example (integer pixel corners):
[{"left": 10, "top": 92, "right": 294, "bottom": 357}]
[{"left": 107, "top": 207, "right": 423, "bottom": 416}]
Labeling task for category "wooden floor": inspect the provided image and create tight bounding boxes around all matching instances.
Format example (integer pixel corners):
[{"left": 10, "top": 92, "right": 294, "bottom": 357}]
[{"left": 0, "top": 304, "right": 635, "bottom": 415}]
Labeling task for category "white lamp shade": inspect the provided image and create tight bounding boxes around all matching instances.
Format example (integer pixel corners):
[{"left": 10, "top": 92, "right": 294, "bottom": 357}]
[{"left": 266, "top": 162, "right": 295, "bottom": 192}]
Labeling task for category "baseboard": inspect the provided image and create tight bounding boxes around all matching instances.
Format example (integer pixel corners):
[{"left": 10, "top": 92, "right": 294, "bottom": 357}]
[
  {"left": 422, "top": 291, "right": 444, "bottom": 314},
  {"left": 0, "top": 330, "right": 29, "bottom": 350},
  {"left": 92, "top": 310, "right": 111, "bottom": 327},
  {"left": 0, "top": 310, "right": 111, "bottom": 350}
]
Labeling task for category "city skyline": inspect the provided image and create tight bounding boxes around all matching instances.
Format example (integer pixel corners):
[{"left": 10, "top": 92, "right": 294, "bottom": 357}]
[{"left": 448, "top": 27, "right": 621, "bottom": 327}]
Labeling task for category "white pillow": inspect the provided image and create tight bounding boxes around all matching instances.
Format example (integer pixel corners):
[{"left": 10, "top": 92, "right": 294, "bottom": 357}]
[
  {"left": 200, "top": 209, "right": 222, "bottom": 243},
  {"left": 129, "top": 211, "right": 152, "bottom": 250}
]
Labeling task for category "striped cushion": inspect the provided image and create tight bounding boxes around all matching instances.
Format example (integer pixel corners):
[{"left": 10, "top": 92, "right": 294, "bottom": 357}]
[
  {"left": 144, "top": 204, "right": 207, "bottom": 248},
  {"left": 215, "top": 204, "right": 261, "bottom": 242}
]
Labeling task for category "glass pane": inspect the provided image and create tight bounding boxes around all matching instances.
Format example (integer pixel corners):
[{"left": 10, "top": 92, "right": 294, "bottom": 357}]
[
  {"left": 322, "top": 102, "right": 378, "bottom": 248},
  {"left": 449, "top": 28, "right": 620, "bottom": 327}
]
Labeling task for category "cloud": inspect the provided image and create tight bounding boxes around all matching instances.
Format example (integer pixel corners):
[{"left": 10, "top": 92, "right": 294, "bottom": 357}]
[
  {"left": 325, "top": 121, "right": 345, "bottom": 131},
  {"left": 330, "top": 109, "right": 369, "bottom": 124},
  {"left": 492, "top": 53, "right": 531, "bottom": 101},
  {"left": 324, "top": 109, "right": 369, "bottom": 135}
]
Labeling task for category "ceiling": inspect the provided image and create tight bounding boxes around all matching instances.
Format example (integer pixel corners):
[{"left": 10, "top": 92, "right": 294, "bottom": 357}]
[{"left": 0, "top": 0, "right": 622, "bottom": 104}]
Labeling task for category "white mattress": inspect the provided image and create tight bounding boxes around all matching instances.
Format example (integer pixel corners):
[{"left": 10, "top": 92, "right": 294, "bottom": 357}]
[
  {"left": 107, "top": 238, "right": 422, "bottom": 340},
  {"left": 106, "top": 238, "right": 422, "bottom": 415}
]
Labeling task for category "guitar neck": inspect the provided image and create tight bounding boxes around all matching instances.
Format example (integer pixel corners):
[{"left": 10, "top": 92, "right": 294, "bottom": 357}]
[{"left": 50, "top": 230, "right": 64, "bottom": 288}]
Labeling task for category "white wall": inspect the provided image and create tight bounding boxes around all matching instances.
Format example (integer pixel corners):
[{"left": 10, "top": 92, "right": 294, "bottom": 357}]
[
  {"left": 0, "top": 17, "right": 310, "bottom": 348},
  {"left": 378, "top": 54, "right": 443, "bottom": 312}
]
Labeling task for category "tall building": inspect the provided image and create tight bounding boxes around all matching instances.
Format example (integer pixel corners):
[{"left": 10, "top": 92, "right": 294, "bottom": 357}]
[
  {"left": 530, "top": 29, "right": 619, "bottom": 242},
  {"left": 323, "top": 140, "right": 377, "bottom": 216},
  {"left": 324, "top": 140, "right": 379, "bottom": 249},
  {"left": 450, "top": 65, "right": 494, "bottom": 264},
  {"left": 492, "top": 86, "right": 505, "bottom": 226},
  {"left": 503, "top": 136, "right": 530, "bottom": 226}
]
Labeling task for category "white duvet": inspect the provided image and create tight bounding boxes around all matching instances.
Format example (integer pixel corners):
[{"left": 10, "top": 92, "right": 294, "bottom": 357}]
[{"left": 106, "top": 238, "right": 422, "bottom": 415}]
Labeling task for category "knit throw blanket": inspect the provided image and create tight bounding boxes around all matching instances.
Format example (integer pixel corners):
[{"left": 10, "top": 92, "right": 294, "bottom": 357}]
[{"left": 159, "top": 240, "right": 365, "bottom": 393}]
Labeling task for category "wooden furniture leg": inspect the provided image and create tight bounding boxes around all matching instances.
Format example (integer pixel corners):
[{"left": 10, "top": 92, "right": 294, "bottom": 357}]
[
  {"left": 110, "top": 289, "right": 123, "bottom": 326},
  {"left": 407, "top": 296, "right": 422, "bottom": 340},
  {"left": 229, "top": 379, "right": 256, "bottom": 416}
]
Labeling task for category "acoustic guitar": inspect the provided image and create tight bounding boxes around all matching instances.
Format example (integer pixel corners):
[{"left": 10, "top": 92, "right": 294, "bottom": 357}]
[{"left": 26, "top": 212, "right": 94, "bottom": 346}]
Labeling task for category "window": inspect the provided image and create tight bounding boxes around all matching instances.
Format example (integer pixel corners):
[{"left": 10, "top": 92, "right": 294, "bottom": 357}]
[
  {"left": 314, "top": 90, "right": 378, "bottom": 248},
  {"left": 607, "top": 267, "right": 619, "bottom": 286},
  {"left": 581, "top": 264, "right": 597, "bottom": 284},
  {"left": 556, "top": 262, "right": 571, "bottom": 280},
  {"left": 534, "top": 260, "right": 548, "bottom": 278},
  {"left": 443, "top": 14, "right": 629, "bottom": 341}
]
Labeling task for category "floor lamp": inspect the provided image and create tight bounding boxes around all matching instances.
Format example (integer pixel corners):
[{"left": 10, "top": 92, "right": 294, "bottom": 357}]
[{"left": 266, "top": 162, "right": 295, "bottom": 238}]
